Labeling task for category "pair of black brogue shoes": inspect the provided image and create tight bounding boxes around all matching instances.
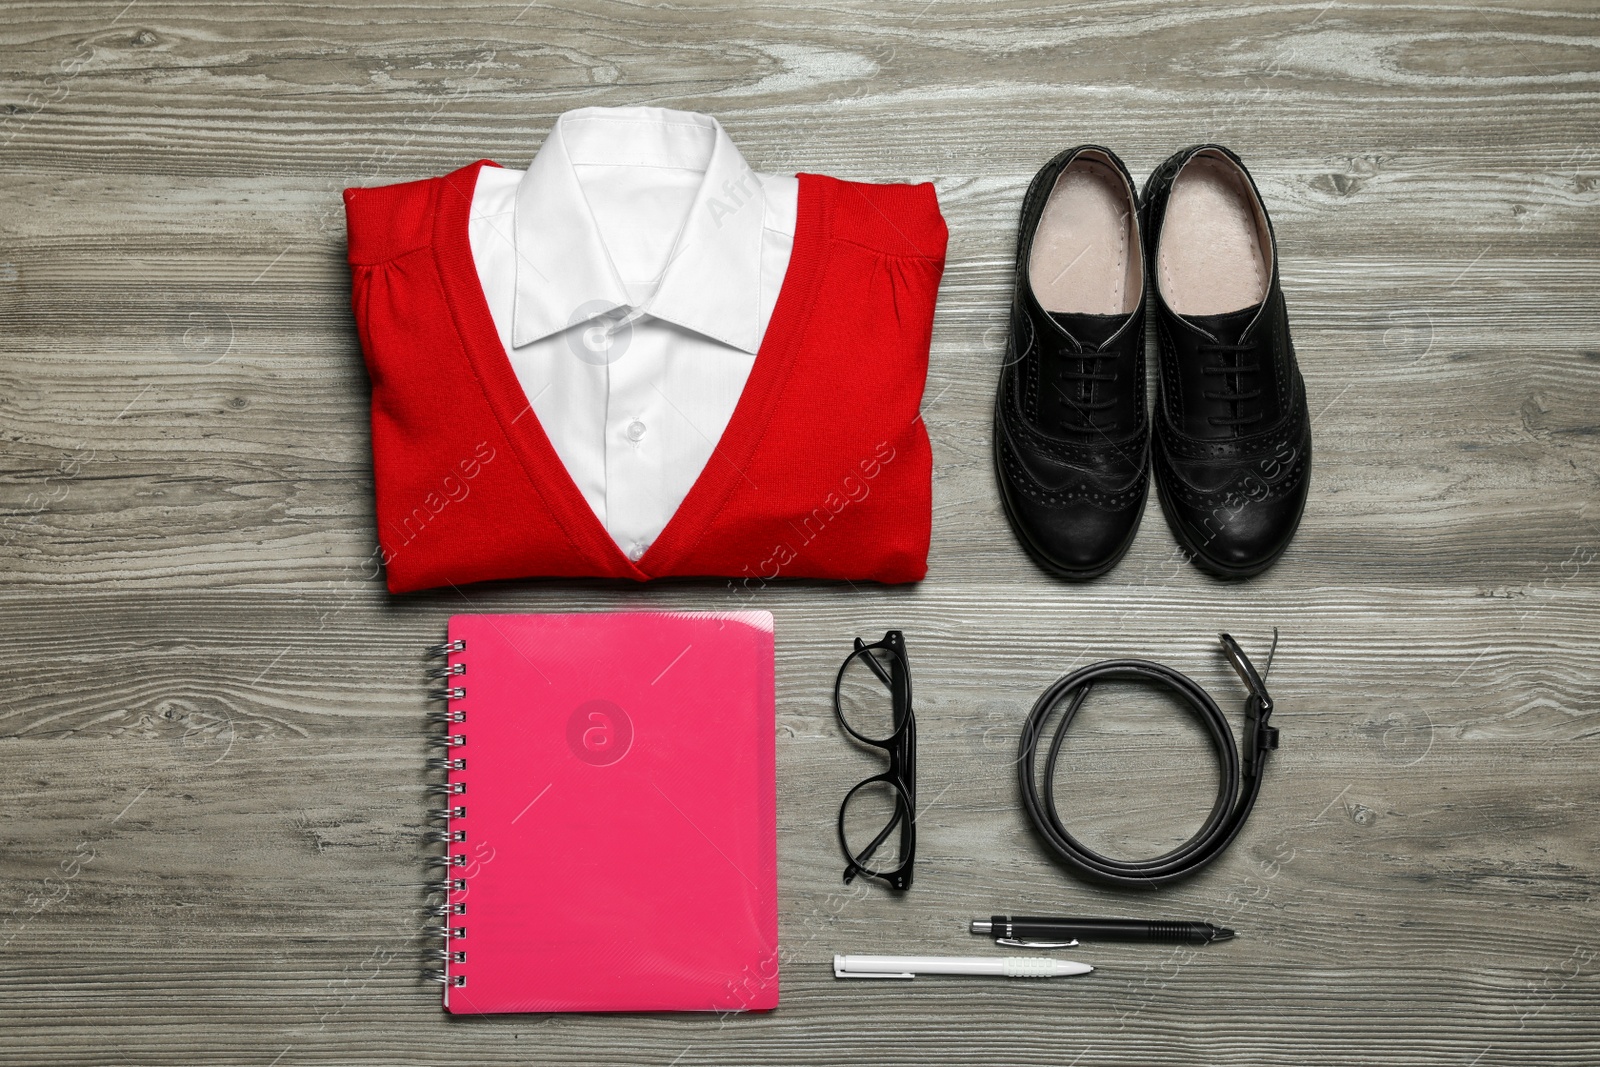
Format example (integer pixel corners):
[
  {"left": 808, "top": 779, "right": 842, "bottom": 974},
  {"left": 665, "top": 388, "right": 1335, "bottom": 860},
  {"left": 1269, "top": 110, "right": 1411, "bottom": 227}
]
[{"left": 995, "top": 145, "right": 1311, "bottom": 579}]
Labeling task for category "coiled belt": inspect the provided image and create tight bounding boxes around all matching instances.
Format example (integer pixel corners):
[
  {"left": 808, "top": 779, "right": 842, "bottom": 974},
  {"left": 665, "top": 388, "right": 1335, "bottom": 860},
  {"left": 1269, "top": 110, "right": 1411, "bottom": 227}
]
[{"left": 1017, "top": 633, "right": 1280, "bottom": 887}]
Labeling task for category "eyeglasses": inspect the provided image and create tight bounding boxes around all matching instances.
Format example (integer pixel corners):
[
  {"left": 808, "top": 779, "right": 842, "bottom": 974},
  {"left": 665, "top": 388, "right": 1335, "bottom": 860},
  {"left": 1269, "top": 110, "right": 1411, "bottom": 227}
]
[{"left": 833, "top": 630, "right": 916, "bottom": 891}]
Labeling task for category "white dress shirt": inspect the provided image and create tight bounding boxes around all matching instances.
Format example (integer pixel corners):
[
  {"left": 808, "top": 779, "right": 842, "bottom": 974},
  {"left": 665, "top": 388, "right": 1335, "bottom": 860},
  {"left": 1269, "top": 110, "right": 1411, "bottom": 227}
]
[{"left": 467, "top": 107, "right": 799, "bottom": 560}]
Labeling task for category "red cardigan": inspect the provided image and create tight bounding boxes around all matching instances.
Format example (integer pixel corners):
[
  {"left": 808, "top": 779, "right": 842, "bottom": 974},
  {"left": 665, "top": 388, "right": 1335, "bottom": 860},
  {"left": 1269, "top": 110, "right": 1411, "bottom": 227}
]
[{"left": 344, "top": 162, "right": 947, "bottom": 593}]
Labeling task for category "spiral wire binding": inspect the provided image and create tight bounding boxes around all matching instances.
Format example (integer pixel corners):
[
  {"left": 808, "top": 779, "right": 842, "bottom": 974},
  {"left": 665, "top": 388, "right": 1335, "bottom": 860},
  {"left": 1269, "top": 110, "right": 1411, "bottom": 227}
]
[
  {"left": 424, "top": 828, "right": 466, "bottom": 843},
  {"left": 422, "top": 636, "right": 469, "bottom": 991}
]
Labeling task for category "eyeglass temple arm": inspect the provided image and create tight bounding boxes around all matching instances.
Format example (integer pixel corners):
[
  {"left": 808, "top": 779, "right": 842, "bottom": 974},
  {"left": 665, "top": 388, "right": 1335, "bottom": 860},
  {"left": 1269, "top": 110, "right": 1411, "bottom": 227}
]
[
  {"left": 847, "top": 794, "right": 909, "bottom": 875},
  {"left": 856, "top": 637, "right": 914, "bottom": 700},
  {"left": 854, "top": 637, "right": 899, "bottom": 691}
]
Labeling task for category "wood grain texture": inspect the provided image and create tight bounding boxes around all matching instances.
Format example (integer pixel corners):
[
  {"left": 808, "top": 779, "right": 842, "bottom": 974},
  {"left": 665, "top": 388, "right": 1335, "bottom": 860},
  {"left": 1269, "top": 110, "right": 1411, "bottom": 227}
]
[{"left": 2, "top": 1, "right": 1598, "bottom": 1064}]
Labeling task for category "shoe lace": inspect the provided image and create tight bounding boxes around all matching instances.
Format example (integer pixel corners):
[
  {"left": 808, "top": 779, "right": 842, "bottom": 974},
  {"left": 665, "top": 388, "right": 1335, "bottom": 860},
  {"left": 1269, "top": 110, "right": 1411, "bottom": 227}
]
[
  {"left": 1051, "top": 351, "right": 1119, "bottom": 435},
  {"left": 1200, "top": 342, "right": 1263, "bottom": 430}
]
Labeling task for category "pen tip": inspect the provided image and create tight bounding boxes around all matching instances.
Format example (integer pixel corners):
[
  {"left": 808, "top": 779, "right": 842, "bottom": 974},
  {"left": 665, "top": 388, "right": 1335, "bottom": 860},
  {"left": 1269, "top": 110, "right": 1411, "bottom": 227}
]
[{"left": 1213, "top": 927, "right": 1236, "bottom": 942}]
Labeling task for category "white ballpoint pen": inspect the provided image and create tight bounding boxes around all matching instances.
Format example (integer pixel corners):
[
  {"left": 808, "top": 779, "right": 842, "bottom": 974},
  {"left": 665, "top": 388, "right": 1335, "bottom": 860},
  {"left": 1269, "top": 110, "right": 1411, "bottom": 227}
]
[{"left": 833, "top": 954, "right": 1093, "bottom": 980}]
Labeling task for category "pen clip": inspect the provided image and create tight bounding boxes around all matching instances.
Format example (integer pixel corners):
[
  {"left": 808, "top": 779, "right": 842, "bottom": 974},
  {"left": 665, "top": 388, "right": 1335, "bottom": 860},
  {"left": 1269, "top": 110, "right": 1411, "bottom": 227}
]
[
  {"left": 833, "top": 965, "right": 914, "bottom": 979},
  {"left": 996, "top": 938, "right": 1079, "bottom": 949}
]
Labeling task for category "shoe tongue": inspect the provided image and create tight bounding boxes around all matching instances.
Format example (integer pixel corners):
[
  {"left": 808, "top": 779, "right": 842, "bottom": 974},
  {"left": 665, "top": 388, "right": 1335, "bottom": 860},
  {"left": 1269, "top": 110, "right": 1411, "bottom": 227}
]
[
  {"left": 1182, "top": 301, "right": 1263, "bottom": 345},
  {"left": 1049, "top": 311, "right": 1127, "bottom": 349}
]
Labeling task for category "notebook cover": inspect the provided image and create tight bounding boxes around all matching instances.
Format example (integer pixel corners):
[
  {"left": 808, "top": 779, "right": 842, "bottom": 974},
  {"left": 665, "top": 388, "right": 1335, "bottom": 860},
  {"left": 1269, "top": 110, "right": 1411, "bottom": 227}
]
[{"left": 439, "top": 611, "right": 778, "bottom": 1014}]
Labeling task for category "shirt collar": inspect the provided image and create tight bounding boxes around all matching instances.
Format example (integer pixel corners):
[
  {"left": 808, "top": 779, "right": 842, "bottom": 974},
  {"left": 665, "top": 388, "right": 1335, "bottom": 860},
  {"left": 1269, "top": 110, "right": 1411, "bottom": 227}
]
[{"left": 510, "top": 107, "right": 769, "bottom": 353}]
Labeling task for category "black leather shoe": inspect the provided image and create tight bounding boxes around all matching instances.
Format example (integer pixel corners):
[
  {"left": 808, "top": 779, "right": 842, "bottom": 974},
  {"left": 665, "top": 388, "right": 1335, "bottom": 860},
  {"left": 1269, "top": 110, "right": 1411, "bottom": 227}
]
[
  {"left": 1140, "top": 145, "right": 1311, "bottom": 578},
  {"left": 994, "top": 147, "right": 1148, "bottom": 579}
]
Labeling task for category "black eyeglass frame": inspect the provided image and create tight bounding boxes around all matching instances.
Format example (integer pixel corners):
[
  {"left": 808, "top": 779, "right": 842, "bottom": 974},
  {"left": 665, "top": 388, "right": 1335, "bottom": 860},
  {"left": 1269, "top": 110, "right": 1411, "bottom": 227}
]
[{"left": 833, "top": 630, "right": 916, "bottom": 891}]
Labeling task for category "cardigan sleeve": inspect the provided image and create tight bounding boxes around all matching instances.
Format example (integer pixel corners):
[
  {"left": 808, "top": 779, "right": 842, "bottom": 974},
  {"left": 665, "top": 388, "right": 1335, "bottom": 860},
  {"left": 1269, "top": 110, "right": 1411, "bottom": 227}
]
[
  {"left": 341, "top": 165, "right": 605, "bottom": 593},
  {"left": 343, "top": 175, "right": 439, "bottom": 265},
  {"left": 827, "top": 178, "right": 949, "bottom": 266}
]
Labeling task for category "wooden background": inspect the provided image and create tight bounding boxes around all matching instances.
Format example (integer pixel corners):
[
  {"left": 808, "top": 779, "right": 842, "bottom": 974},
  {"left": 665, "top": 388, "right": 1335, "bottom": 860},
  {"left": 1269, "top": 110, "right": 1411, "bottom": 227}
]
[{"left": 3, "top": 1, "right": 1598, "bottom": 1063}]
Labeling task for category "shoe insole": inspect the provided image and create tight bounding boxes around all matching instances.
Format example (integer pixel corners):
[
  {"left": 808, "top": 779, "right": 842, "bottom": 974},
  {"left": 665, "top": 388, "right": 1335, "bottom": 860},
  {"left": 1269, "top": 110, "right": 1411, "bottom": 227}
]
[
  {"left": 1027, "top": 156, "right": 1141, "bottom": 316},
  {"left": 1156, "top": 153, "right": 1272, "bottom": 316}
]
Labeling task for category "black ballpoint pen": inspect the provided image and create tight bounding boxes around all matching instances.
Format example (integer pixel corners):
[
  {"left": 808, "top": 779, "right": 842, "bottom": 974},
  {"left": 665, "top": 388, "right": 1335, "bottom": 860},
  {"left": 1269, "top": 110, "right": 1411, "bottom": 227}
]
[{"left": 971, "top": 916, "right": 1235, "bottom": 946}]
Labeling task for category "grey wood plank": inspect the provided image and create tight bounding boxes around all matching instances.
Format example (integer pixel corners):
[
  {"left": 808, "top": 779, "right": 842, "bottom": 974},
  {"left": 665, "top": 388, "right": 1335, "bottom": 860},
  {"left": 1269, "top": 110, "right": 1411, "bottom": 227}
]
[{"left": 2, "top": 0, "right": 1599, "bottom": 1063}]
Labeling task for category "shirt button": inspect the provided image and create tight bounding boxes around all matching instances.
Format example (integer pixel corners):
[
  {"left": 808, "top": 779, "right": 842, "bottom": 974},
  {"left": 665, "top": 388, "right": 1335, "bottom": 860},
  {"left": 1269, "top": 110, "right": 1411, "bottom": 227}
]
[
  {"left": 627, "top": 542, "right": 648, "bottom": 562},
  {"left": 626, "top": 419, "right": 647, "bottom": 442}
]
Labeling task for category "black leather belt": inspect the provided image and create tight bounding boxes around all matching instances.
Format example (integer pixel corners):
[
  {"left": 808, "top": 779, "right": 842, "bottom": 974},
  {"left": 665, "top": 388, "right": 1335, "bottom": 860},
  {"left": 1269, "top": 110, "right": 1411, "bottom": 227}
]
[{"left": 1017, "top": 633, "right": 1280, "bottom": 887}]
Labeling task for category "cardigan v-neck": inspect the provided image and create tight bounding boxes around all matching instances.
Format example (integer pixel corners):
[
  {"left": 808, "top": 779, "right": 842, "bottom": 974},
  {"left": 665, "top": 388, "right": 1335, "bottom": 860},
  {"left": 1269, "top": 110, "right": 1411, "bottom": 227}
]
[
  {"left": 344, "top": 157, "right": 946, "bottom": 592},
  {"left": 464, "top": 110, "right": 801, "bottom": 561},
  {"left": 433, "top": 159, "right": 828, "bottom": 581}
]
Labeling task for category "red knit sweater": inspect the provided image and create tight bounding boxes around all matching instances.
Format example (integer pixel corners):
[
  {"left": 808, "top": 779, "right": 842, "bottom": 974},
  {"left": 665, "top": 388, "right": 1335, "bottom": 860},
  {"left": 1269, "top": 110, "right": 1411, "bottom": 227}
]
[{"left": 344, "top": 162, "right": 946, "bottom": 593}]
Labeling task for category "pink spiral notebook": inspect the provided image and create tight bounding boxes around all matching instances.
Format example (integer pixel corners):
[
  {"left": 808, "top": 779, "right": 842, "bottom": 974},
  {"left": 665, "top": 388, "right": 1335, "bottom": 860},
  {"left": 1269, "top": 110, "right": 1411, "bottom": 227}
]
[{"left": 431, "top": 611, "right": 778, "bottom": 1014}]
